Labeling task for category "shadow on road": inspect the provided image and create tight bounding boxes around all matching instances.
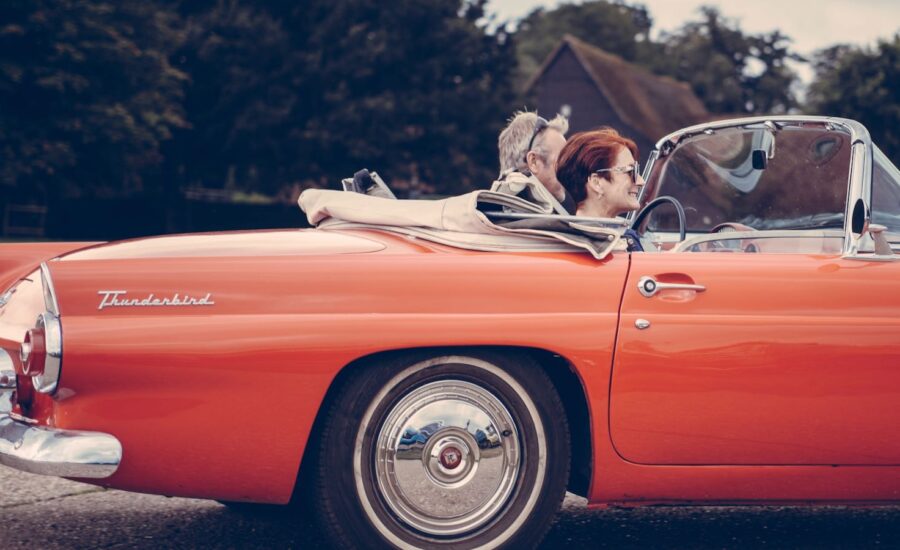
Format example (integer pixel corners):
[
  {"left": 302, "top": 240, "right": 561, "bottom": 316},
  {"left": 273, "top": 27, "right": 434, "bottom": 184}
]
[
  {"left": 543, "top": 500, "right": 900, "bottom": 549},
  {"left": 2, "top": 467, "right": 899, "bottom": 550}
]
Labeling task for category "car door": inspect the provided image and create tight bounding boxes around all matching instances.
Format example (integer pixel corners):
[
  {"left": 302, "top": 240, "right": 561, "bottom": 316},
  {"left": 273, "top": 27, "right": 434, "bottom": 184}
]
[{"left": 610, "top": 250, "right": 900, "bottom": 466}]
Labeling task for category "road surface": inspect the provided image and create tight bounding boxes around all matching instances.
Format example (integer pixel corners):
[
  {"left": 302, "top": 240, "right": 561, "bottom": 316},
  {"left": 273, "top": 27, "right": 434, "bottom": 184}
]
[{"left": 2, "top": 466, "right": 898, "bottom": 548}]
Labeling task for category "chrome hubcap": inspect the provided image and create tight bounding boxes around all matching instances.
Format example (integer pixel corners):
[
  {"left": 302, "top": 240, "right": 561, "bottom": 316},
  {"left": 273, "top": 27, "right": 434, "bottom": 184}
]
[{"left": 374, "top": 380, "right": 520, "bottom": 536}]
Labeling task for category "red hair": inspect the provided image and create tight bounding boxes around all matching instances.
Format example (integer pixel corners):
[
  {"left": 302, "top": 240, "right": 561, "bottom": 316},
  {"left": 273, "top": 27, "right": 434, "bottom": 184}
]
[{"left": 556, "top": 128, "right": 639, "bottom": 206}]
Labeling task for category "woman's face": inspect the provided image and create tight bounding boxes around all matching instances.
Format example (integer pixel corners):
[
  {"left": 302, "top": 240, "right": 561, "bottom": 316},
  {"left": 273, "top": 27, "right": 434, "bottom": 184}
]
[{"left": 592, "top": 147, "right": 642, "bottom": 216}]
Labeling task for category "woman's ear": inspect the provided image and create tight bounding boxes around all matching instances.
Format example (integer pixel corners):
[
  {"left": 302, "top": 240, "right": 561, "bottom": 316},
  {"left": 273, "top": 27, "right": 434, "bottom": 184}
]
[{"left": 589, "top": 173, "right": 605, "bottom": 196}]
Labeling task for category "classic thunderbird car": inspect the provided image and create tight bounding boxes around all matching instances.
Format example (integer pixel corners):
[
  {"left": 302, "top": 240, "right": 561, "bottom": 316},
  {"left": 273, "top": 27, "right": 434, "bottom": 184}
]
[{"left": 1, "top": 116, "right": 898, "bottom": 549}]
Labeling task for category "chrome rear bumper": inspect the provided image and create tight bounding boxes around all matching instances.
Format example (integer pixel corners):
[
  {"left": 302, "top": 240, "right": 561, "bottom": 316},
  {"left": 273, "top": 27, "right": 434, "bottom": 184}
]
[{"left": 0, "top": 371, "right": 122, "bottom": 479}]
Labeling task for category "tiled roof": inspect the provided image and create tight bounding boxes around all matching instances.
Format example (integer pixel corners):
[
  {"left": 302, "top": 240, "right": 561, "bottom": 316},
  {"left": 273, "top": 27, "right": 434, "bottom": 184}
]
[{"left": 527, "top": 35, "right": 710, "bottom": 141}]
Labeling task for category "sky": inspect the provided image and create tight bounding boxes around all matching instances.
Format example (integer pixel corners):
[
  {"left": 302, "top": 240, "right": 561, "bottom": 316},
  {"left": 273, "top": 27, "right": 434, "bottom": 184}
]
[{"left": 488, "top": 0, "right": 900, "bottom": 83}]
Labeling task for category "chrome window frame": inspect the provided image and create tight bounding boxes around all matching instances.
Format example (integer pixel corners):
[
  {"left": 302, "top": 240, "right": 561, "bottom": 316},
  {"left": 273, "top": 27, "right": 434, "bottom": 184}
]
[{"left": 634, "top": 115, "right": 895, "bottom": 261}]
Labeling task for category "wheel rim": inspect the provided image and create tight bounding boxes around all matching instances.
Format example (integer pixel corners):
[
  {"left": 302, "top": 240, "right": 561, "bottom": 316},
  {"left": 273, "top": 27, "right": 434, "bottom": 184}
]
[{"left": 373, "top": 379, "right": 521, "bottom": 537}]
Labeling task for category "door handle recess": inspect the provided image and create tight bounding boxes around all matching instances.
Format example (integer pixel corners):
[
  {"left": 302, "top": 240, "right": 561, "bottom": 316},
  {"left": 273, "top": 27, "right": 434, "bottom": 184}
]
[{"left": 637, "top": 276, "right": 706, "bottom": 298}]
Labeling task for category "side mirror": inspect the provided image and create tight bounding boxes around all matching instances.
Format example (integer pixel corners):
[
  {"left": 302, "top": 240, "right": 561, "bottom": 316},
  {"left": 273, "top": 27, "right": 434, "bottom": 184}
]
[
  {"left": 849, "top": 199, "right": 892, "bottom": 257},
  {"left": 850, "top": 198, "right": 869, "bottom": 237},
  {"left": 868, "top": 224, "right": 894, "bottom": 256},
  {"left": 751, "top": 150, "right": 768, "bottom": 170}
]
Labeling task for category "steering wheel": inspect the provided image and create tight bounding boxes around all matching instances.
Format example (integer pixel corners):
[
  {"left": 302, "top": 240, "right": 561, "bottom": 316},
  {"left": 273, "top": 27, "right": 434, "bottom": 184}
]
[
  {"left": 704, "top": 222, "right": 758, "bottom": 253},
  {"left": 631, "top": 195, "right": 687, "bottom": 242},
  {"left": 709, "top": 222, "right": 756, "bottom": 233}
]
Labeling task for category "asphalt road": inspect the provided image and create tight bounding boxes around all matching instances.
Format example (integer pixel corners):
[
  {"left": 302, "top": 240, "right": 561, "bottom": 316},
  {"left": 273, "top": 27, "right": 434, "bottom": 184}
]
[{"left": 2, "top": 465, "right": 899, "bottom": 549}]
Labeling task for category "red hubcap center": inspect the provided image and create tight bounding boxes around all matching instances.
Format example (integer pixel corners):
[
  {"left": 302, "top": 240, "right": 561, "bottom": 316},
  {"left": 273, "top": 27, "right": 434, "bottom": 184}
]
[{"left": 439, "top": 447, "right": 462, "bottom": 469}]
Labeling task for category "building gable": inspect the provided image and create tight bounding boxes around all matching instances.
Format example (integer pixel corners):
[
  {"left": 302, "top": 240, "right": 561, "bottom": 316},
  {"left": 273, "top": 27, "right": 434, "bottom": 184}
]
[{"left": 526, "top": 35, "right": 709, "bottom": 155}]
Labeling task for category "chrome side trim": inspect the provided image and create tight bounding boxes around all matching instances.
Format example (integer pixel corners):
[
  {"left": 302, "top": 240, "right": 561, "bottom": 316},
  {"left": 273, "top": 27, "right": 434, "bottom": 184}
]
[
  {"left": 31, "top": 311, "right": 62, "bottom": 394},
  {"left": 40, "top": 263, "right": 60, "bottom": 316},
  {"left": 34, "top": 263, "right": 63, "bottom": 394},
  {"left": 0, "top": 392, "right": 121, "bottom": 479}
]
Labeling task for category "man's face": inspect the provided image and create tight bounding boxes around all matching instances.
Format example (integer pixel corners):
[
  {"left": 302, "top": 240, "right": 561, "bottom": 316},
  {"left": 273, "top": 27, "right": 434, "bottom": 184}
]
[{"left": 530, "top": 129, "right": 566, "bottom": 194}]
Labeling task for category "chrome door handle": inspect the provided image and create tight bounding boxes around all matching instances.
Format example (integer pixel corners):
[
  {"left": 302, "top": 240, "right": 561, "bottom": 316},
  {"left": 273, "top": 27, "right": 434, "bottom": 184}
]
[{"left": 637, "top": 276, "right": 706, "bottom": 297}]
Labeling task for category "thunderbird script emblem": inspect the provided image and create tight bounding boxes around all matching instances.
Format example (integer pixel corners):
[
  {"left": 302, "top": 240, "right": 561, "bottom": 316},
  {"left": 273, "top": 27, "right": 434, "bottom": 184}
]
[{"left": 97, "top": 290, "right": 215, "bottom": 311}]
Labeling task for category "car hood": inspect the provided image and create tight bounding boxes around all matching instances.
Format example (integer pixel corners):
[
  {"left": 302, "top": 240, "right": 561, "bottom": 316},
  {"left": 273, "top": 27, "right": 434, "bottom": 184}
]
[{"left": 59, "top": 229, "right": 386, "bottom": 261}]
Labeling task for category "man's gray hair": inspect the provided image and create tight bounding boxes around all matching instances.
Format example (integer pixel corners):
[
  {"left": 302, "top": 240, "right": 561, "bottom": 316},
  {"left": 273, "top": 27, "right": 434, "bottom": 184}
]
[{"left": 498, "top": 111, "right": 569, "bottom": 176}]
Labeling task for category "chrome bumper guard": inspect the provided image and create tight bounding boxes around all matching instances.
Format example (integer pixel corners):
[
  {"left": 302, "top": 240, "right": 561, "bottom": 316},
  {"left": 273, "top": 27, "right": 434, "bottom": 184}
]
[{"left": 0, "top": 370, "right": 122, "bottom": 479}]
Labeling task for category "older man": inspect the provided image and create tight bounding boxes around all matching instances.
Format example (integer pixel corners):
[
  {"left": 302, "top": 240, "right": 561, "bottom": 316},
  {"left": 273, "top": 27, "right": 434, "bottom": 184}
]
[{"left": 495, "top": 111, "right": 574, "bottom": 214}]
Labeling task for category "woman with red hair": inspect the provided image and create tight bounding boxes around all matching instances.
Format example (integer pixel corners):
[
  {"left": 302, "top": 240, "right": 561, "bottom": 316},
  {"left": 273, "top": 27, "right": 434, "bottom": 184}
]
[{"left": 555, "top": 128, "right": 644, "bottom": 218}]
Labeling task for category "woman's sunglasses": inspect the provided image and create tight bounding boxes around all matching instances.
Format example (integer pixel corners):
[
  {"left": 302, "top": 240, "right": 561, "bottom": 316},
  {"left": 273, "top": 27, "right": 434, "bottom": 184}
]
[{"left": 594, "top": 162, "right": 641, "bottom": 183}]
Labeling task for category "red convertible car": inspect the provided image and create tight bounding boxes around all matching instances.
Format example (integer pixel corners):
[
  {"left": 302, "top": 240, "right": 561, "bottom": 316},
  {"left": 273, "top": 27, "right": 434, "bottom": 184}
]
[{"left": 1, "top": 116, "right": 898, "bottom": 548}]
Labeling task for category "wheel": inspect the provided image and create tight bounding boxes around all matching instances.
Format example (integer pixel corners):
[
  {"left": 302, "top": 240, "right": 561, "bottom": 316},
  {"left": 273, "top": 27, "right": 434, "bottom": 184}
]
[{"left": 309, "top": 351, "right": 570, "bottom": 549}]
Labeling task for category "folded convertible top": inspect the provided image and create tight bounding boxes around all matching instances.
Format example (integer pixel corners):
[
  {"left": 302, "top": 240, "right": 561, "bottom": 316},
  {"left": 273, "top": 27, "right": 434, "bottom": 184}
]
[{"left": 298, "top": 180, "right": 627, "bottom": 260}]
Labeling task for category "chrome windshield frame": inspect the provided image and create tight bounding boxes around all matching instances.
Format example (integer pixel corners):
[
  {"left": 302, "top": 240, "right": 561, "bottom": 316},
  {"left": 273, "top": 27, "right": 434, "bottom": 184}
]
[{"left": 634, "top": 115, "right": 874, "bottom": 259}]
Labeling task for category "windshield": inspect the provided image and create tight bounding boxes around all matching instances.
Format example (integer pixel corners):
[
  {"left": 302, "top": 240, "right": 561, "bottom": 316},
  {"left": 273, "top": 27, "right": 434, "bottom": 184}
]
[{"left": 642, "top": 123, "right": 851, "bottom": 233}]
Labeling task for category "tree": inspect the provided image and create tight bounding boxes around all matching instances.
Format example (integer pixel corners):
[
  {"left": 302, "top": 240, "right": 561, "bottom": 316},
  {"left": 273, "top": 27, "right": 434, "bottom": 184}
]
[
  {"left": 514, "top": 1, "right": 655, "bottom": 86},
  {"left": 280, "top": 0, "right": 518, "bottom": 193},
  {"left": 0, "top": 0, "right": 187, "bottom": 200},
  {"left": 162, "top": 0, "right": 296, "bottom": 195},
  {"left": 165, "top": 0, "right": 517, "bottom": 196},
  {"left": 655, "top": 7, "right": 801, "bottom": 115},
  {"left": 806, "top": 36, "right": 900, "bottom": 163}
]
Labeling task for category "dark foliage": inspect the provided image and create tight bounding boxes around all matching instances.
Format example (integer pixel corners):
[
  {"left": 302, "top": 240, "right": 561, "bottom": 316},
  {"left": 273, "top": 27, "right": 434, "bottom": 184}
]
[
  {"left": 165, "top": 0, "right": 517, "bottom": 196},
  {"left": 164, "top": 1, "right": 295, "bottom": 195},
  {"left": 653, "top": 7, "right": 801, "bottom": 115},
  {"left": 0, "top": 0, "right": 187, "bottom": 200},
  {"left": 0, "top": 0, "right": 895, "bottom": 215},
  {"left": 1, "top": 0, "right": 517, "bottom": 202},
  {"left": 806, "top": 36, "right": 900, "bottom": 163}
]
